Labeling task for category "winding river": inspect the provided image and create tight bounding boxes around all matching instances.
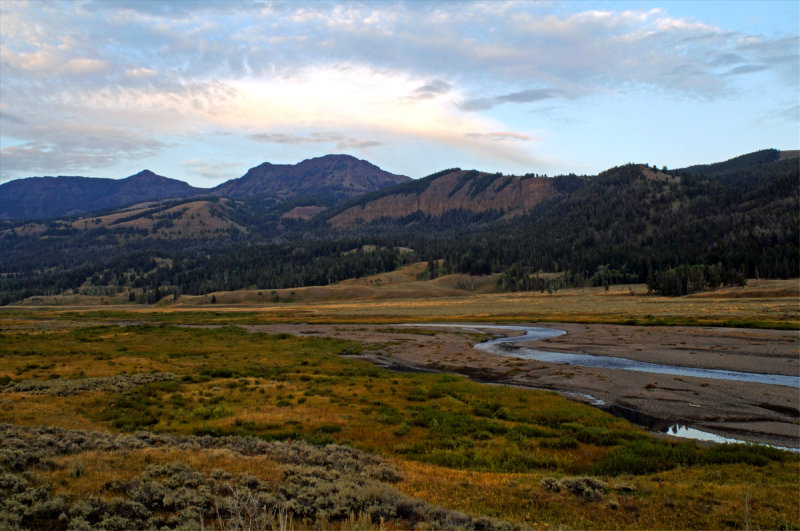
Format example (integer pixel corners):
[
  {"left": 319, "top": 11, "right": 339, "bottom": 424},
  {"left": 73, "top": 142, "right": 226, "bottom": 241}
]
[
  {"left": 412, "top": 323, "right": 799, "bottom": 450},
  {"left": 424, "top": 324, "right": 800, "bottom": 389}
]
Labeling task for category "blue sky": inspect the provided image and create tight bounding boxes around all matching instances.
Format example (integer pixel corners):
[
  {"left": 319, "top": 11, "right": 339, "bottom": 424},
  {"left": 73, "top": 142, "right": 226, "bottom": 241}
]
[{"left": 1, "top": 0, "right": 797, "bottom": 186}]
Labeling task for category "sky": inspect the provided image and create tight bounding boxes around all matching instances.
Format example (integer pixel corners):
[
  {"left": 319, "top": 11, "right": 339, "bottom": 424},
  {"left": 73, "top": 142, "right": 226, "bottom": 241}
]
[{"left": 0, "top": 0, "right": 797, "bottom": 186}]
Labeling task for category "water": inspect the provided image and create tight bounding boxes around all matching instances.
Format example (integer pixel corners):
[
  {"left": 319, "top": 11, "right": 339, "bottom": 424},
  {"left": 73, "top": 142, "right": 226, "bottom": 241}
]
[
  {"left": 662, "top": 424, "right": 742, "bottom": 444},
  {"left": 407, "top": 323, "right": 799, "bottom": 448},
  {"left": 661, "top": 424, "right": 800, "bottom": 452},
  {"left": 418, "top": 324, "right": 800, "bottom": 388}
]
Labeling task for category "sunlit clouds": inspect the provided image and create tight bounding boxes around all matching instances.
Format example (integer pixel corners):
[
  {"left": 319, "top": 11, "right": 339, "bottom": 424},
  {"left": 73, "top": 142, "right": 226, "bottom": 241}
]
[{"left": 0, "top": 1, "right": 797, "bottom": 184}]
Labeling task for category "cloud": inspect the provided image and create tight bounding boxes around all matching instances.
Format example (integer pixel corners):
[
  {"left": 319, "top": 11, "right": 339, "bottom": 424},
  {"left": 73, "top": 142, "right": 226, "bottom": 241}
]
[
  {"left": 182, "top": 159, "right": 240, "bottom": 182},
  {"left": 123, "top": 67, "right": 157, "bottom": 78},
  {"left": 0, "top": 1, "right": 796, "bottom": 180},
  {"left": 465, "top": 132, "right": 533, "bottom": 142},
  {"left": 409, "top": 80, "right": 452, "bottom": 100},
  {"left": 778, "top": 104, "right": 799, "bottom": 121},
  {"left": 724, "top": 64, "right": 768, "bottom": 75},
  {"left": 709, "top": 53, "right": 745, "bottom": 66},
  {"left": 460, "top": 89, "right": 563, "bottom": 111},
  {"left": 0, "top": 111, "right": 26, "bottom": 125},
  {"left": 3, "top": 2, "right": 797, "bottom": 96},
  {"left": 248, "top": 131, "right": 385, "bottom": 150},
  {"left": 82, "top": 0, "right": 262, "bottom": 18},
  {"left": 0, "top": 122, "right": 167, "bottom": 177}
]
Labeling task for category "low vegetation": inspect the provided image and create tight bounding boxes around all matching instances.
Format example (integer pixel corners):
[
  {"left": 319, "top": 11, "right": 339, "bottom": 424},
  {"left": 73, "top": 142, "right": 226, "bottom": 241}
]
[
  {"left": 1, "top": 317, "right": 797, "bottom": 529},
  {"left": 1, "top": 424, "right": 511, "bottom": 531}
]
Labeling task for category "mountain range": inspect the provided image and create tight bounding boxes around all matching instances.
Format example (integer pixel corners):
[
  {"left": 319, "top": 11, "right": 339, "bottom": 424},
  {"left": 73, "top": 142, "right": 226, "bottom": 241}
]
[
  {"left": 0, "top": 154, "right": 410, "bottom": 220},
  {"left": 0, "top": 170, "right": 203, "bottom": 220},
  {"left": 0, "top": 149, "right": 797, "bottom": 305}
]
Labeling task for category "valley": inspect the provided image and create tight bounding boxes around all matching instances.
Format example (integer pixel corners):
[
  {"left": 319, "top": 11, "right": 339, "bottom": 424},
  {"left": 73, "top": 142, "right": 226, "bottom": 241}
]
[
  {"left": 1, "top": 277, "right": 798, "bottom": 529},
  {"left": 4, "top": 1, "right": 798, "bottom": 528},
  {"left": 1, "top": 150, "right": 798, "bottom": 529}
]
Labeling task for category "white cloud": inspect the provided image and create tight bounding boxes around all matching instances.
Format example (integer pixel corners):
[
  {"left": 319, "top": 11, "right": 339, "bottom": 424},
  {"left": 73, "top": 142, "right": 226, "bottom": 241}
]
[
  {"left": 0, "top": 1, "right": 796, "bottom": 180},
  {"left": 248, "top": 132, "right": 385, "bottom": 150},
  {"left": 123, "top": 67, "right": 158, "bottom": 78},
  {"left": 466, "top": 132, "right": 533, "bottom": 142},
  {"left": 182, "top": 159, "right": 240, "bottom": 183},
  {"left": 0, "top": 122, "right": 166, "bottom": 177}
]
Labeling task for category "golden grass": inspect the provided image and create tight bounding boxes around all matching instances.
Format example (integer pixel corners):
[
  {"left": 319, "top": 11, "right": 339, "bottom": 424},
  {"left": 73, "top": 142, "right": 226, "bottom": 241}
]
[
  {"left": 42, "top": 447, "right": 282, "bottom": 499},
  {"left": 9, "top": 273, "right": 796, "bottom": 328},
  {"left": 2, "top": 304, "right": 798, "bottom": 529},
  {"left": 395, "top": 459, "right": 800, "bottom": 529}
]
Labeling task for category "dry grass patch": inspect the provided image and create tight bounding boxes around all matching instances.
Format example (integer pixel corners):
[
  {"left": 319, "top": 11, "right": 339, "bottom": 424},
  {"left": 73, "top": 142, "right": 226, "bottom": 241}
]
[{"left": 43, "top": 447, "right": 283, "bottom": 499}]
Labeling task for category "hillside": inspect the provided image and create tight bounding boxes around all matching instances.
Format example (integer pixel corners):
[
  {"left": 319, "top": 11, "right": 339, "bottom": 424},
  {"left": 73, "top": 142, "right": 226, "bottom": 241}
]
[
  {"left": 3, "top": 198, "right": 247, "bottom": 241},
  {"left": 210, "top": 154, "right": 410, "bottom": 202},
  {"left": 445, "top": 156, "right": 799, "bottom": 291},
  {"left": 0, "top": 170, "right": 207, "bottom": 220},
  {"left": 0, "top": 149, "right": 797, "bottom": 305},
  {"left": 678, "top": 148, "right": 789, "bottom": 177},
  {"left": 327, "top": 169, "right": 563, "bottom": 227}
]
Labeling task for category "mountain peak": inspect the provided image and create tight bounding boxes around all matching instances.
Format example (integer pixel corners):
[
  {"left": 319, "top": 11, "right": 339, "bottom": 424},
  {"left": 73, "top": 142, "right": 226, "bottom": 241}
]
[
  {"left": 126, "top": 169, "right": 163, "bottom": 180},
  {"left": 211, "top": 155, "right": 410, "bottom": 202}
]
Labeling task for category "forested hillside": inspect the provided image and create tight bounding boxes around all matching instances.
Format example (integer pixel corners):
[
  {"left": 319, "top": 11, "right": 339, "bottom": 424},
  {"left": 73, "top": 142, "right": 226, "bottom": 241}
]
[
  {"left": 443, "top": 158, "right": 798, "bottom": 294},
  {"left": 1, "top": 150, "right": 796, "bottom": 304}
]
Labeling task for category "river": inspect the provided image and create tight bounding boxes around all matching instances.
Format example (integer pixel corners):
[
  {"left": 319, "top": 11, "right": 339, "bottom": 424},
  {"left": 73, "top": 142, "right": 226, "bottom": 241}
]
[{"left": 423, "top": 324, "right": 799, "bottom": 388}]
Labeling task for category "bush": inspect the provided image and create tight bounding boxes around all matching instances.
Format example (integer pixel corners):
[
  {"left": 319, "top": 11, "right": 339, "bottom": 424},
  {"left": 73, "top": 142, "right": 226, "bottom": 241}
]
[
  {"left": 593, "top": 439, "right": 699, "bottom": 475},
  {"left": 701, "top": 442, "right": 791, "bottom": 466},
  {"left": 1, "top": 372, "right": 177, "bottom": 397},
  {"left": 541, "top": 476, "right": 607, "bottom": 501},
  {"left": 0, "top": 423, "right": 512, "bottom": 530}
]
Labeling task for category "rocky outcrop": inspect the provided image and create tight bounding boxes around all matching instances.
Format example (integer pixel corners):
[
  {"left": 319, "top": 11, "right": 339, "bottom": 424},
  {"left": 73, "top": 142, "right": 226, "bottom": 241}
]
[{"left": 329, "top": 170, "right": 557, "bottom": 227}]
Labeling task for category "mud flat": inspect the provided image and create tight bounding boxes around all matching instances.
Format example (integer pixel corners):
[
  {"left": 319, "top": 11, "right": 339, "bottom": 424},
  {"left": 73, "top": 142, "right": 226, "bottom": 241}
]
[{"left": 248, "top": 322, "right": 800, "bottom": 449}]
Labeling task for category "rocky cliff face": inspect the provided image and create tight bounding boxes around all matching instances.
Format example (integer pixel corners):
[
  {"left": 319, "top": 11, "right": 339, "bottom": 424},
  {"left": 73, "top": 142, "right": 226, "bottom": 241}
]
[{"left": 328, "top": 170, "right": 557, "bottom": 227}]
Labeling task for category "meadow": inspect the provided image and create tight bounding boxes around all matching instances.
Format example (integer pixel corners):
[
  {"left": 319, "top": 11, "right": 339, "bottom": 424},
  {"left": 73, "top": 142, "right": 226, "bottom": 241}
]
[{"left": 1, "top": 276, "right": 798, "bottom": 529}]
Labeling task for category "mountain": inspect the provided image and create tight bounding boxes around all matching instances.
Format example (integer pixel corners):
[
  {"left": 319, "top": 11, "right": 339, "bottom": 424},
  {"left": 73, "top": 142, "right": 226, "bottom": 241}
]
[
  {"left": 0, "top": 155, "right": 408, "bottom": 220},
  {"left": 210, "top": 154, "right": 410, "bottom": 202},
  {"left": 0, "top": 170, "right": 207, "bottom": 220},
  {"left": 326, "top": 168, "right": 567, "bottom": 227},
  {"left": 1, "top": 149, "right": 797, "bottom": 305},
  {"left": 677, "top": 148, "right": 795, "bottom": 177},
  {"left": 452, "top": 155, "right": 799, "bottom": 289}
]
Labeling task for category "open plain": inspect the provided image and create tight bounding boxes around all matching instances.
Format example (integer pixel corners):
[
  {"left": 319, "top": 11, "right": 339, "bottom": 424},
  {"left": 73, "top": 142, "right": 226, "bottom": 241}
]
[{"left": 1, "top": 274, "right": 798, "bottom": 529}]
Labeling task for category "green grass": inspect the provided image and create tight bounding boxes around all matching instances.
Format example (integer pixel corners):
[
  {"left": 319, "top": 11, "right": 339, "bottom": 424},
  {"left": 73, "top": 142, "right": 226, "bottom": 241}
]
[
  {"left": 2, "top": 323, "right": 791, "bottom": 476},
  {"left": 1, "top": 315, "right": 798, "bottom": 529}
]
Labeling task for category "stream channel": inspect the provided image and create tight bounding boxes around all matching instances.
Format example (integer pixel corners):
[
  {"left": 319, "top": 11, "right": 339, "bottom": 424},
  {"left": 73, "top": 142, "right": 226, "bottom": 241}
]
[{"left": 411, "top": 324, "right": 800, "bottom": 449}]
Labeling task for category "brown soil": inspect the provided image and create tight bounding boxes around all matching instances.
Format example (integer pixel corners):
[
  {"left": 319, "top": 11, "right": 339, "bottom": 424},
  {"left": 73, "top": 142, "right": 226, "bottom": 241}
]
[{"left": 244, "top": 322, "right": 800, "bottom": 449}]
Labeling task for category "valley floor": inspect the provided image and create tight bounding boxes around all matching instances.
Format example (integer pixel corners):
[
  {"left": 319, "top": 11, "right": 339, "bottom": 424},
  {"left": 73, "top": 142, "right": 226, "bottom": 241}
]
[
  {"left": 214, "top": 322, "right": 800, "bottom": 449},
  {"left": 1, "top": 278, "right": 798, "bottom": 529}
]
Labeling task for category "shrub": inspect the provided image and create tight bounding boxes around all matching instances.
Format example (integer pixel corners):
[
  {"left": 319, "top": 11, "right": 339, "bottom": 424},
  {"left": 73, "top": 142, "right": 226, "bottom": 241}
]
[
  {"left": 1, "top": 372, "right": 177, "bottom": 397},
  {"left": 0, "top": 424, "right": 521, "bottom": 530},
  {"left": 540, "top": 476, "right": 607, "bottom": 501},
  {"left": 593, "top": 439, "right": 699, "bottom": 475},
  {"left": 701, "top": 442, "right": 791, "bottom": 466}
]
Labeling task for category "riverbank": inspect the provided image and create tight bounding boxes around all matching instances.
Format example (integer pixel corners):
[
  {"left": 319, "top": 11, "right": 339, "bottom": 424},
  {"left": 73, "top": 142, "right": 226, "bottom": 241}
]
[{"left": 246, "top": 322, "right": 799, "bottom": 448}]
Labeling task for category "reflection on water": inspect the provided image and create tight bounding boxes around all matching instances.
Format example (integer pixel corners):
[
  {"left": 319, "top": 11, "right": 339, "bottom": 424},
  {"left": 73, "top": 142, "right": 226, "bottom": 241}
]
[
  {"left": 663, "top": 424, "right": 741, "bottom": 444},
  {"left": 663, "top": 424, "right": 800, "bottom": 452}
]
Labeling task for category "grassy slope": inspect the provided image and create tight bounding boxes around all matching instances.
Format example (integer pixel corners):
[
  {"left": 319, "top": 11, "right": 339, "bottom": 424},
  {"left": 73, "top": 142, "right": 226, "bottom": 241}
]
[
  {"left": 1, "top": 319, "right": 798, "bottom": 529},
  {"left": 11, "top": 261, "right": 800, "bottom": 328}
]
